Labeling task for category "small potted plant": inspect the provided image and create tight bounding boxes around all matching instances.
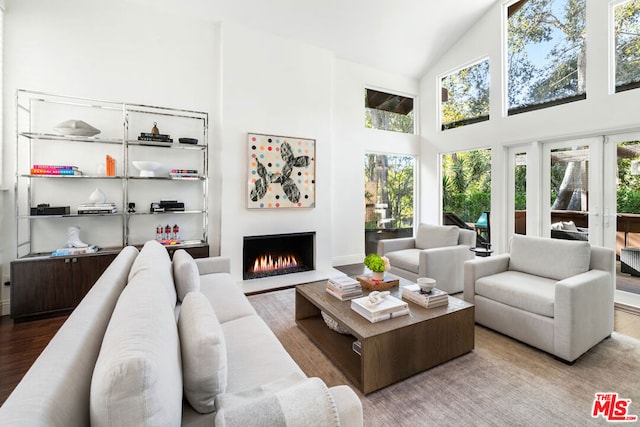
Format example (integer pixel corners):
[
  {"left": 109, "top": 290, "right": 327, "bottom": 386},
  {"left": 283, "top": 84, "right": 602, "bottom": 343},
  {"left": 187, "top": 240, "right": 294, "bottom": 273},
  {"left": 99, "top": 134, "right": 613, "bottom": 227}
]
[{"left": 364, "top": 253, "right": 390, "bottom": 281}]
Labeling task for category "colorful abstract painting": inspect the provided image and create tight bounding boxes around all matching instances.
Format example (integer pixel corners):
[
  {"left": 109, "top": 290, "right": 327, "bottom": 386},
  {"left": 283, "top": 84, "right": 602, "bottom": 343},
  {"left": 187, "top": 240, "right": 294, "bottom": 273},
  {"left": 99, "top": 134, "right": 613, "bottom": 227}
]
[{"left": 247, "top": 133, "right": 316, "bottom": 209}]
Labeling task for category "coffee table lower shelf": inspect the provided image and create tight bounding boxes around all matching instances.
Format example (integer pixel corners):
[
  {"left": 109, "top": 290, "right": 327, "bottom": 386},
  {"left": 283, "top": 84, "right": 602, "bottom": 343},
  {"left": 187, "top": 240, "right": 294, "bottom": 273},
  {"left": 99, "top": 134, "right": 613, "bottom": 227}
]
[{"left": 295, "top": 284, "right": 474, "bottom": 394}]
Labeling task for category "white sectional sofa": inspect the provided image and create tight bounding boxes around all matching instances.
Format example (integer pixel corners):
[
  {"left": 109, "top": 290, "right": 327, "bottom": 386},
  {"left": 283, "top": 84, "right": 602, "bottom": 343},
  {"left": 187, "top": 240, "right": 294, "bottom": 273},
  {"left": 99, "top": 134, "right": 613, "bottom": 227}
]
[
  {"left": 464, "top": 234, "right": 615, "bottom": 363},
  {"left": 0, "top": 240, "right": 362, "bottom": 426}
]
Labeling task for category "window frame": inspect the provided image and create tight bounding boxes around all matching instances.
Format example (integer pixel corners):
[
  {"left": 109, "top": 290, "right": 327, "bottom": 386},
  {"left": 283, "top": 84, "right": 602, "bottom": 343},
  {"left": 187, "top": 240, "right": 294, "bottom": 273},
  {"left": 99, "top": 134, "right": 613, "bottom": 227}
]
[
  {"left": 503, "top": 0, "right": 588, "bottom": 116},
  {"left": 364, "top": 87, "right": 417, "bottom": 135},
  {"left": 438, "top": 57, "right": 491, "bottom": 131}
]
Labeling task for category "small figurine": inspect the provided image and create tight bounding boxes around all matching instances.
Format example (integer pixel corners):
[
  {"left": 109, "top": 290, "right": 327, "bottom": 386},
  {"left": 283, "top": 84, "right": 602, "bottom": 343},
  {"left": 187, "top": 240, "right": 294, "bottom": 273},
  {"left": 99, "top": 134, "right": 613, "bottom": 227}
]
[
  {"left": 127, "top": 202, "right": 136, "bottom": 213},
  {"left": 151, "top": 122, "right": 159, "bottom": 135}
]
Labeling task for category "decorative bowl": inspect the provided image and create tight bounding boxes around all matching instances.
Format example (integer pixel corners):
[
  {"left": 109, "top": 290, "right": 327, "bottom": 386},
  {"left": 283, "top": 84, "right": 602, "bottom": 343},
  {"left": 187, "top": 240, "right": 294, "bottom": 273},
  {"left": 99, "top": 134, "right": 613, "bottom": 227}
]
[
  {"left": 53, "top": 119, "right": 101, "bottom": 137},
  {"left": 132, "top": 160, "right": 162, "bottom": 177},
  {"left": 417, "top": 277, "right": 436, "bottom": 293},
  {"left": 179, "top": 137, "right": 198, "bottom": 145}
]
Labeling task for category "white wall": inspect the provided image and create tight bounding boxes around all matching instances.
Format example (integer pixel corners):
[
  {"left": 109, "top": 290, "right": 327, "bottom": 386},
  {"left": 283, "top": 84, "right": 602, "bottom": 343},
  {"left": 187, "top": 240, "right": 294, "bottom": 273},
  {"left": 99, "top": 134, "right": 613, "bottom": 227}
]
[
  {"left": 332, "top": 60, "right": 419, "bottom": 265},
  {"left": 0, "top": 0, "right": 423, "bottom": 313},
  {"left": 1, "top": 0, "right": 219, "bottom": 313},
  {"left": 218, "top": 22, "right": 335, "bottom": 278},
  {"left": 420, "top": 0, "right": 640, "bottom": 252}
]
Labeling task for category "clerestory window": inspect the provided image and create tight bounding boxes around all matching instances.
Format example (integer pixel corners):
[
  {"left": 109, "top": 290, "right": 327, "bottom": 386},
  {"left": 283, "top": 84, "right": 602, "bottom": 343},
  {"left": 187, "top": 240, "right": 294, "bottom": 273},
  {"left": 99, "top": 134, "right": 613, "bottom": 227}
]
[
  {"left": 440, "top": 59, "right": 490, "bottom": 131},
  {"left": 506, "top": 0, "right": 587, "bottom": 115},
  {"left": 364, "top": 89, "right": 415, "bottom": 134}
]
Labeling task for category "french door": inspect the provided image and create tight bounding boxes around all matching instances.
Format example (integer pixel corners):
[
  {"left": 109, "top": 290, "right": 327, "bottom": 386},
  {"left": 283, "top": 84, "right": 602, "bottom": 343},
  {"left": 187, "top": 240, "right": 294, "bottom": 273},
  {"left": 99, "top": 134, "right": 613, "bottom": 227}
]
[{"left": 542, "top": 138, "right": 603, "bottom": 245}]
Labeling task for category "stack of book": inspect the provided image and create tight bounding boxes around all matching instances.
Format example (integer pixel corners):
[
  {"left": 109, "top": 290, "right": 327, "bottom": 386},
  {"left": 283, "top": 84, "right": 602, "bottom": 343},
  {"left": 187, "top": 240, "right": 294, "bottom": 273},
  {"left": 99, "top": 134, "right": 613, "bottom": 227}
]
[
  {"left": 401, "top": 284, "right": 449, "bottom": 308},
  {"left": 30, "top": 165, "right": 82, "bottom": 176},
  {"left": 352, "top": 339, "right": 362, "bottom": 356},
  {"left": 138, "top": 132, "right": 173, "bottom": 143},
  {"left": 350, "top": 294, "right": 409, "bottom": 323},
  {"left": 325, "top": 276, "right": 362, "bottom": 301},
  {"left": 77, "top": 203, "right": 117, "bottom": 214},
  {"left": 51, "top": 245, "right": 99, "bottom": 256},
  {"left": 169, "top": 169, "right": 199, "bottom": 178}
]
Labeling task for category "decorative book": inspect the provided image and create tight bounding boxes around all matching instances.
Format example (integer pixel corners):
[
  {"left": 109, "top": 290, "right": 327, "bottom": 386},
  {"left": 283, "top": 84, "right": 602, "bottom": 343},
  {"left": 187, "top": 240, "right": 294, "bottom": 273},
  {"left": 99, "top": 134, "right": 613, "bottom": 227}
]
[
  {"left": 401, "top": 284, "right": 448, "bottom": 309},
  {"left": 351, "top": 294, "right": 409, "bottom": 323}
]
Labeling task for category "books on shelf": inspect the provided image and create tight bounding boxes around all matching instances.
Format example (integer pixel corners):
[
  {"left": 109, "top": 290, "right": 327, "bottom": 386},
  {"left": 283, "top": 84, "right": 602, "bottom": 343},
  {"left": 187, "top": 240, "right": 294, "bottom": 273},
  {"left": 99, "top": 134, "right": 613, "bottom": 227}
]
[
  {"left": 31, "top": 165, "right": 82, "bottom": 176},
  {"left": 77, "top": 203, "right": 117, "bottom": 214},
  {"left": 401, "top": 284, "right": 449, "bottom": 309},
  {"left": 138, "top": 132, "right": 172, "bottom": 143},
  {"left": 325, "top": 276, "right": 362, "bottom": 301},
  {"left": 51, "top": 245, "right": 99, "bottom": 257},
  {"left": 169, "top": 169, "right": 199, "bottom": 178},
  {"left": 350, "top": 294, "right": 409, "bottom": 323}
]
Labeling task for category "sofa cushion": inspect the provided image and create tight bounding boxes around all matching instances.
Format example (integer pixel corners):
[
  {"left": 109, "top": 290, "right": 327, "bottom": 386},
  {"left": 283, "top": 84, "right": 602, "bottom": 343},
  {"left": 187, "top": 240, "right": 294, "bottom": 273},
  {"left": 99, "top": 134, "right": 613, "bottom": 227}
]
[
  {"left": 508, "top": 234, "right": 590, "bottom": 281},
  {"left": 476, "top": 270, "right": 556, "bottom": 317},
  {"left": 222, "top": 315, "right": 304, "bottom": 393},
  {"left": 415, "top": 224, "right": 459, "bottom": 250},
  {"left": 173, "top": 249, "right": 201, "bottom": 301},
  {"left": 128, "top": 240, "right": 177, "bottom": 307},
  {"left": 179, "top": 292, "right": 227, "bottom": 414},
  {"left": 384, "top": 249, "right": 420, "bottom": 274},
  {"left": 90, "top": 273, "right": 182, "bottom": 427},
  {"left": 199, "top": 274, "right": 257, "bottom": 323}
]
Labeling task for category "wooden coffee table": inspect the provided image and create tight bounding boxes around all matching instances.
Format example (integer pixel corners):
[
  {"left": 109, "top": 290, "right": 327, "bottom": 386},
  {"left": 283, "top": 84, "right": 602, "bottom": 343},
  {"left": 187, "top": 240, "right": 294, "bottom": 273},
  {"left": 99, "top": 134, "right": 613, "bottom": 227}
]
[{"left": 295, "top": 278, "right": 474, "bottom": 394}]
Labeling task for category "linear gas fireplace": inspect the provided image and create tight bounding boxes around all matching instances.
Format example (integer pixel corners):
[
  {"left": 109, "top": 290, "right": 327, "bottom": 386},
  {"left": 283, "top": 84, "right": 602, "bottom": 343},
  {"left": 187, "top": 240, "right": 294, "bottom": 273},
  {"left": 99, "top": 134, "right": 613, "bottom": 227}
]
[{"left": 243, "top": 232, "right": 315, "bottom": 280}]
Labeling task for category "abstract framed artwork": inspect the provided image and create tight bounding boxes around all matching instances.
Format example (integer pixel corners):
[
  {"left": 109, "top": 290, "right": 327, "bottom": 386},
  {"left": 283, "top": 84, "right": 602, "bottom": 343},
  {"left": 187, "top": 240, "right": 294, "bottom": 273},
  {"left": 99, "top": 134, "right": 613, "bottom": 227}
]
[{"left": 247, "top": 133, "right": 316, "bottom": 209}]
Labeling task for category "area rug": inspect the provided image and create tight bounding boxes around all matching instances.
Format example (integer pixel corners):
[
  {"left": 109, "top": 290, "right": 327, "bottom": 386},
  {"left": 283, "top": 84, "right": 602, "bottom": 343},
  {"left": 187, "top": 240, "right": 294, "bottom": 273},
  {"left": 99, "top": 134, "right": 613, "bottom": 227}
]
[{"left": 248, "top": 288, "right": 640, "bottom": 426}]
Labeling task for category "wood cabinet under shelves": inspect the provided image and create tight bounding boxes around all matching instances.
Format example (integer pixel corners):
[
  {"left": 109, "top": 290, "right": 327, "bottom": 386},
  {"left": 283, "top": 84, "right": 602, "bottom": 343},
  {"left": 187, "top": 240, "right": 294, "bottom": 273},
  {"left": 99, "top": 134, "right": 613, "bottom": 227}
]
[{"left": 10, "top": 243, "right": 209, "bottom": 321}]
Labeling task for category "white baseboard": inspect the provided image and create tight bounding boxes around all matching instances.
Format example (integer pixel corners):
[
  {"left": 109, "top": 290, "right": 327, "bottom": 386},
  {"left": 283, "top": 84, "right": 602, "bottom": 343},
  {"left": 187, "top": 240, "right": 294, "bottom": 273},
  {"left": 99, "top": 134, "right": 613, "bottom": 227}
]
[
  {"left": 332, "top": 254, "right": 364, "bottom": 266},
  {"left": 1, "top": 299, "right": 10, "bottom": 316}
]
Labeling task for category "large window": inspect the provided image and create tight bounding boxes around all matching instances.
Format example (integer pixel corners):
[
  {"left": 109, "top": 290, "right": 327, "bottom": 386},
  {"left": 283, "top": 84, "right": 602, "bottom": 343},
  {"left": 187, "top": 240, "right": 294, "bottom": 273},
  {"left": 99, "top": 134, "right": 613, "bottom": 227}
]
[
  {"left": 364, "top": 154, "right": 415, "bottom": 253},
  {"left": 364, "top": 89, "right": 414, "bottom": 134},
  {"left": 440, "top": 59, "right": 490, "bottom": 130},
  {"left": 442, "top": 149, "right": 492, "bottom": 241},
  {"left": 614, "top": 0, "right": 640, "bottom": 93},
  {"left": 507, "top": 0, "right": 587, "bottom": 115}
]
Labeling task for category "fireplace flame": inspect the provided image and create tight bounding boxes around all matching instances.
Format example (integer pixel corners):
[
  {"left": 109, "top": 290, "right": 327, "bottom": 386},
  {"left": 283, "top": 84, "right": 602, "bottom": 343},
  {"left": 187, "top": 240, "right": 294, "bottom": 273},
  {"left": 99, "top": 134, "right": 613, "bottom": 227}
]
[{"left": 251, "top": 254, "right": 299, "bottom": 274}]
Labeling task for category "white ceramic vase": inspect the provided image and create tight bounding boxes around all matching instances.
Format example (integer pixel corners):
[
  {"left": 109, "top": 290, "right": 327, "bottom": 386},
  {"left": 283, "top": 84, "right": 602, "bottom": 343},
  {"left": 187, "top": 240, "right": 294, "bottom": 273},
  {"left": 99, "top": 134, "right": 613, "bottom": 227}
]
[
  {"left": 89, "top": 188, "right": 106, "bottom": 204},
  {"left": 371, "top": 271, "right": 384, "bottom": 281}
]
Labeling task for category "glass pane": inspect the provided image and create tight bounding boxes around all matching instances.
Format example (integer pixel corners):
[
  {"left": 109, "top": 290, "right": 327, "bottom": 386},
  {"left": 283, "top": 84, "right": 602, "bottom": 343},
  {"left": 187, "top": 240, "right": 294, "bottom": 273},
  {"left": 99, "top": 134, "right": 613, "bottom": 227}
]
[
  {"left": 614, "top": 0, "right": 640, "bottom": 92},
  {"left": 364, "top": 154, "right": 415, "bottom": 254},
  {"left": 507, "top": 0, "right": 587, "bottom": 114},
  {"left": 549, "top": 146, "right": 589, "bottom": 240},
  {"left": 616, "top": 140, "right": 640, "bottom": 295},
  {"left": 441, "top": 59, "right": 490, "bottom": 130},
  {"left": 441, "top": 149, "right": 491, "bottom": 243},
  {"left": 514, "top": 152, "right": 527, "bottom": 234},
  {"left": 364, "top": 89, "right": 414, "bottom": 134}
]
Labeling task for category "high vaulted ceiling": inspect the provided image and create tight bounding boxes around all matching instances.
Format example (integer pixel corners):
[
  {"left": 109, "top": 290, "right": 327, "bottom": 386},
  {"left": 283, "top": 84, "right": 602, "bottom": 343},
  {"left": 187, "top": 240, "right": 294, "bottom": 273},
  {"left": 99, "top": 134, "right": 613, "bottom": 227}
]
[{"left": 129, "top": 0, "right": 499, "bottom": 79}]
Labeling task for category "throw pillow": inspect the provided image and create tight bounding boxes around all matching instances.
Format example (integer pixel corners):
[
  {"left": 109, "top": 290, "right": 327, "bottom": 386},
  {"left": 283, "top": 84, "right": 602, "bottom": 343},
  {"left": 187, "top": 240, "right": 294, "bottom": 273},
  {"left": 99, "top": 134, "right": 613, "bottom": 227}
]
[
  {"left": 173, "top": 249, "right": 201, "bottom": 301},
  {"left": 179, "top": 291, "right": 228, "bottom": 414},
  {"left": 415, "top": 224, "right": 459, "bottom": 249}
]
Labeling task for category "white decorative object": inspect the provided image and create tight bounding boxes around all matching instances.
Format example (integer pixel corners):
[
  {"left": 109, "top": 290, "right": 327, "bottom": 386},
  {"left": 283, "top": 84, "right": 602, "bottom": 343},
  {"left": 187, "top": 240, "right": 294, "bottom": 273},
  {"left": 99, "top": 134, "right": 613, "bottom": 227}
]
[
  {"left": 417, "top": 277, "right": 436, "bottom": 293},
  {"left": 53, "top": 119, "right": 100, "bottom": 137},
  {"left": 367, "top": 290, "right": 390, "bottom": 306},
  {"left": 321, "top": 311, "right": 350, "bottom": 334},
  {"left": 89, "top": 188, "right": 106, "bottom": 204},
  {"left": 66, "top": 226, "right": 88, "bottom": 248},
  {"left": 132, "top": 160, "right": 162, "bottom": 177}
]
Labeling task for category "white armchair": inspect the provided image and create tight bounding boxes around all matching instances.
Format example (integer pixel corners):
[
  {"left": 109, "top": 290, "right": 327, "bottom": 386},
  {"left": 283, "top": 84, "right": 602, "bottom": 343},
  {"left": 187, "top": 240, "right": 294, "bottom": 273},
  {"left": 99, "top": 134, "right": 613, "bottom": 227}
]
[
  {"left": 377, "top": 223, "right": 476, "bottom": 293},
  {"left": 464, "top": 234, "right": 615, "bottom": 363}
]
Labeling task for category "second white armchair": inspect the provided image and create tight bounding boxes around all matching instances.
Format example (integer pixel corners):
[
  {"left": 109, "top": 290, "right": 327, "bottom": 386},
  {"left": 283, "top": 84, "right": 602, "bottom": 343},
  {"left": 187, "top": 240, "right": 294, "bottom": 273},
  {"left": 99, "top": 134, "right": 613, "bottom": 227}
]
[{"left": 377, "top": 223, "right": 476, "bottom": 293}]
